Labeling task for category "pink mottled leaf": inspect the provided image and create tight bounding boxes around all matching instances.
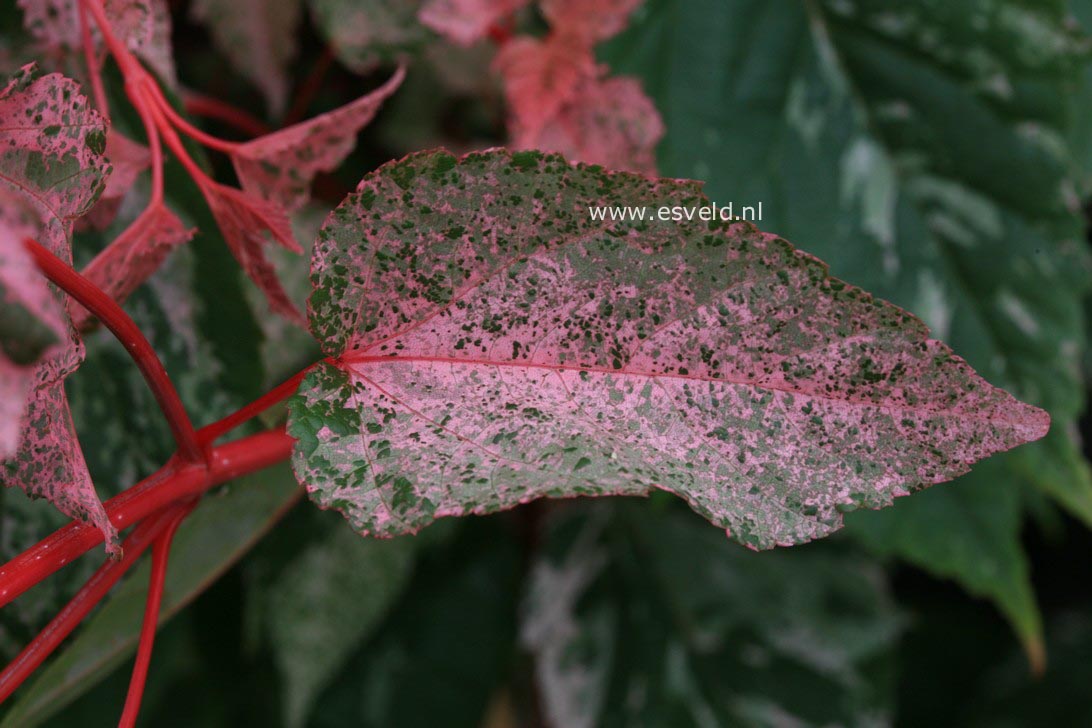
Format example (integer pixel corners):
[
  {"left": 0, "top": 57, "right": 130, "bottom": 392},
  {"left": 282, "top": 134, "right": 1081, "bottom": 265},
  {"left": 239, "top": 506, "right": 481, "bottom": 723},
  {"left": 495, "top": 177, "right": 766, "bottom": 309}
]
[
  {"left": 290, "top": 149, "right": 1049, "bottom": 549},
  {"left": 82, "top": 131, "right": 150, "bottom": 231},
  {"left": 539, "top": 0, "right": 642, "bottom": 42},
  {"left": 104, "top": 0, "right": 178, "bottom": 86},
  {"left": 190, "top": 0, "right": 301, "bottom": 115},
  {"left": 516, "top": 73, "right": 663, "bottom": 173},
  {"left": 418, "top": 0, "right": 528, "bottom": 46},
  {"left": 201, "top": 182, "right": 305, "bottom": 324},
  {"left": 232, "top": 67, "right": 405, "bottom": 213},
  {"left": 0, "top": 65, "right": 115, "bottom": 550},
  {"left": 19, "top": 0, "right": 177, "bottom": 87},
  {"left": 0, "top": 63, "right": 110, "bottom": 256},
  {"left": 17, "top": 0, "right": 81, "bottom": 52},
  {"left": 0, "top": 194, "right": 64, "bottom": 457},
  {"left": 4, "top": 381, "right": 119, "bottom": 555},
  {"left": 75, "top": 201, "right": 194, "bottom": 327},
  {"left": 493, "top": 33, "right": 595, "bottom": 141}
]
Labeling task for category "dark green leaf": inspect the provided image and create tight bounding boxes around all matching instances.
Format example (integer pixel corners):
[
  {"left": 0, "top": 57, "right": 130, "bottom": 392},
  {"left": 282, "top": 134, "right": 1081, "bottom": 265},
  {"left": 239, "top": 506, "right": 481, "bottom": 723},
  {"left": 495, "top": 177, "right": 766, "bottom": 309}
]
[{"left": 523, "top": 503, "right": 902, "bottom": 727}]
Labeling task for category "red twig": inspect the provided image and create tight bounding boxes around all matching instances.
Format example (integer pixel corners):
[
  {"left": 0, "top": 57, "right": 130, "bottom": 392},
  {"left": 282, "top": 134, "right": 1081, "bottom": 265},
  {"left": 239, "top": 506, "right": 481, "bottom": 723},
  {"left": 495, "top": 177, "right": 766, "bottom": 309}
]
[
  {"left": 138, "top": 83, "right": 222, "bottom": 191},
  {"left": 119, "top": 503, "right": 193, "bottom": 727},
  {"left": 145, "top": 82, "right": 241, "bottom": 154},
  {"left": 0, "top": 429, "right": 294, "bottom": 610},
  {"left": 0, "top": 510, "right": 175, "bottom": 703},
  {"left": 183, "top": 92, "right": 272, "bottom": 137},
  {"left": 197, "top": 361, "right": 322, "bottom": 446},
  {"left": 24, "top": 239, "right": 203, "bottom": 465}
]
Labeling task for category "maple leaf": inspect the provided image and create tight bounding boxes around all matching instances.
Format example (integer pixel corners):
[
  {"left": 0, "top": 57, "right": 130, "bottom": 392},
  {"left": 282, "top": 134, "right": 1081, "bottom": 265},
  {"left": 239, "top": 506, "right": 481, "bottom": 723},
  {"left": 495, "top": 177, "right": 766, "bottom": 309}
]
[
  {"left": 517, "top": 72, "right": 663, "bottom": 173},
  {"left": 493, "top": 33, "right": 595, "bottom": 141},
  {"left": 190, "top": 0, "right": 301, "bottom": 115},
  {"left": 0, "top": 65, "right": 116, "bottom": 550},
  {"left": 232, "top": 67, "right": 405, "bottom": 213},
  {"left": 418, "top": 0, "right": 529, "bottom": 46},
  {"left": 289, "top": 149, "right": 1048, "bottom": 550},
  {"left": 539, "top": 0, "right": 642, "bottom": 42},
  {"left": 201, "top": 182, "right": 305, "bottom": 324},
  {"left": 76, "top": 201, "right": 195, "bottom": 327}
]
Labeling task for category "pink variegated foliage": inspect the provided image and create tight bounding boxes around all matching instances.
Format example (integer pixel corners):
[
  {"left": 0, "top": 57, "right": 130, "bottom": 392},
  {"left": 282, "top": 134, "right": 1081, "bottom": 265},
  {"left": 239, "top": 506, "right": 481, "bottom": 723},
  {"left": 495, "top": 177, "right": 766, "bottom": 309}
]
[
  {"left": 19, "top": 0, "right": 177, "bottom": 86},
  {"left": 418, "top": 0, "right": 529, "bottom": 46},
  {"left": 539, "top": 0, "right": 642, "bottom": 42},
  {"left": 81, "top": 130, "right": 149, "bottom": 230},
  {"left": 0, "top": 65, "right": 117, "bottom": 550},
  {"left": 190, "top": 0, "right": 301, "bottom": 115},
  {"left": 201, "top": 182, "right": 305, "bottom": 324},
  {"left": 17, "top": 0, "right": 82, "bottom": 52},
  {"left": 307, "top": 0, "right": 427, "bottom": 73},
  {"left": 522, "top": 73, "right": 664, "bottom": 174},
  {"left": 492, "top": 34, "right": 595, "bottom": 141},
  {"left": 76, "top": 201, "right": 194, "bottom": 327},
  {"left": 487, "top": 1, "right": 663, "bottom": 172},
  {"left": 10, "top": 380, "right": 119, "bottom": 553},
  {"left": 0, "top": 194, "right": 64, "bottom": 457},
  {"left": 289, "top": 150, "right": 1048, "bottom": 550},
  {"left": 232, "top": 67, "right": 406, "bottom": 213},
  {"left": 0, "top": 64, "right": 109, "bottom": 255},
  {"left": 104, "top": 0, "right": 178, "bottom": 86}
]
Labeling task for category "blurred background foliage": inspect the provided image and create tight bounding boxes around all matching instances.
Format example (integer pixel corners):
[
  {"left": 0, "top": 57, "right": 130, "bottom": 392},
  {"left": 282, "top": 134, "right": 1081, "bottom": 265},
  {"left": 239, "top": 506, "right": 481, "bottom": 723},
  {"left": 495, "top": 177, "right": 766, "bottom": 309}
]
[{"left": 2, "top": 0, "right": 1092, "bottom": 725}]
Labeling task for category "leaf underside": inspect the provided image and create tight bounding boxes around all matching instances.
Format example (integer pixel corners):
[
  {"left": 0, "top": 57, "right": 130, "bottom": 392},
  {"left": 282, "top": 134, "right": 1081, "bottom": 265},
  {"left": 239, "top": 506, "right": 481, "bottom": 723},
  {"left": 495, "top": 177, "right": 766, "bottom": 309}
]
[{"left": 289, "top": 148, "right": 1047, "bottom": 550}]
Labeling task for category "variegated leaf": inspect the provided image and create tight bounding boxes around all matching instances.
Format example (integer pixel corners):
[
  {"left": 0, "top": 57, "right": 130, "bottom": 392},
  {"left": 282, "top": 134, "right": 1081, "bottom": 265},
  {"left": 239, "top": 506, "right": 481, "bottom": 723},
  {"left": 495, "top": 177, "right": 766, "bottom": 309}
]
[{"left": 289, "top": 149, "right": 1047, "bottom": 550}]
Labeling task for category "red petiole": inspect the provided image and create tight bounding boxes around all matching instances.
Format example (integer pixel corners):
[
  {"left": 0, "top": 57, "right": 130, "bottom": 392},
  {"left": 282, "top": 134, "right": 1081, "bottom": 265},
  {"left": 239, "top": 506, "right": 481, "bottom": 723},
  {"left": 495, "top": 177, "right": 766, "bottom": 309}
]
[
  {"left": 0, "top": 507, "right": 178, "bottom": 703},
  {"left": 119, "top": 502, "right": 195, "bottom": 728}
]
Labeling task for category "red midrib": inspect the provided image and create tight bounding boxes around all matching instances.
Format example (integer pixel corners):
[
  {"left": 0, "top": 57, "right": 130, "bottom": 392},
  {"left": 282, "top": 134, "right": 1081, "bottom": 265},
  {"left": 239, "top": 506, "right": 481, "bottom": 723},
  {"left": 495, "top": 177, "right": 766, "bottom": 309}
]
[{"left": 336, "top": 353, "right": 1038, "bottom": 428}]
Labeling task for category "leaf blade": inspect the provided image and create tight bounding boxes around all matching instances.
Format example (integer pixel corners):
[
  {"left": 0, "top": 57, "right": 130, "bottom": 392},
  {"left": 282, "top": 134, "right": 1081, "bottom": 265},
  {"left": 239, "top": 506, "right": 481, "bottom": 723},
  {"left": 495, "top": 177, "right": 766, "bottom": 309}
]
[{"left": 293, "top": 148, "right": 1046, "bottom": 549}]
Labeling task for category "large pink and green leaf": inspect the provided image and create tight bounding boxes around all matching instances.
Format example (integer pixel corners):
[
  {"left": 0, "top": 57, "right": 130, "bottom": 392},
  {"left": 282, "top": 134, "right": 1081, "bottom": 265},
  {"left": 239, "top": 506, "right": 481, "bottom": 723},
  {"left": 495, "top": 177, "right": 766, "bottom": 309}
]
[{"left": 288, "top": 149, "right": 1047, "bottom": 549}]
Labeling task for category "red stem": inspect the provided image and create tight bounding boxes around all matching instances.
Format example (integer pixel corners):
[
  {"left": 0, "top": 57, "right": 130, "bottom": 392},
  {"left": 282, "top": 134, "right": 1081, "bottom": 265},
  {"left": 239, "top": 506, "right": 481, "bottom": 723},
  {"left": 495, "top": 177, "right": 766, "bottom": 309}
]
[
  {"left": 197, "top": 362, "right": 321, "bottom": 446},
  {"left": 119, "top": 503, "right": 193, "bottom": 727},
  {"left": 24, "top": 239, "right": 203, "bottom": 465},
  {"left": 140, "top": 85, "right": 219, "bottom": 188},
  {"left": 0, "top": 510, "right": 175, "bottom": 703},
  {"left": 78, "top": 1, "right": 109, "bottom": 118},
  {"left": 146, "top": 82, "right": 241, "bottom": 154},
  {"left": 0, "top": 429, "right": 294, "bottom": 610},
  {"left": 183, "top": 92, "right": 271, "bottom": 137}
]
